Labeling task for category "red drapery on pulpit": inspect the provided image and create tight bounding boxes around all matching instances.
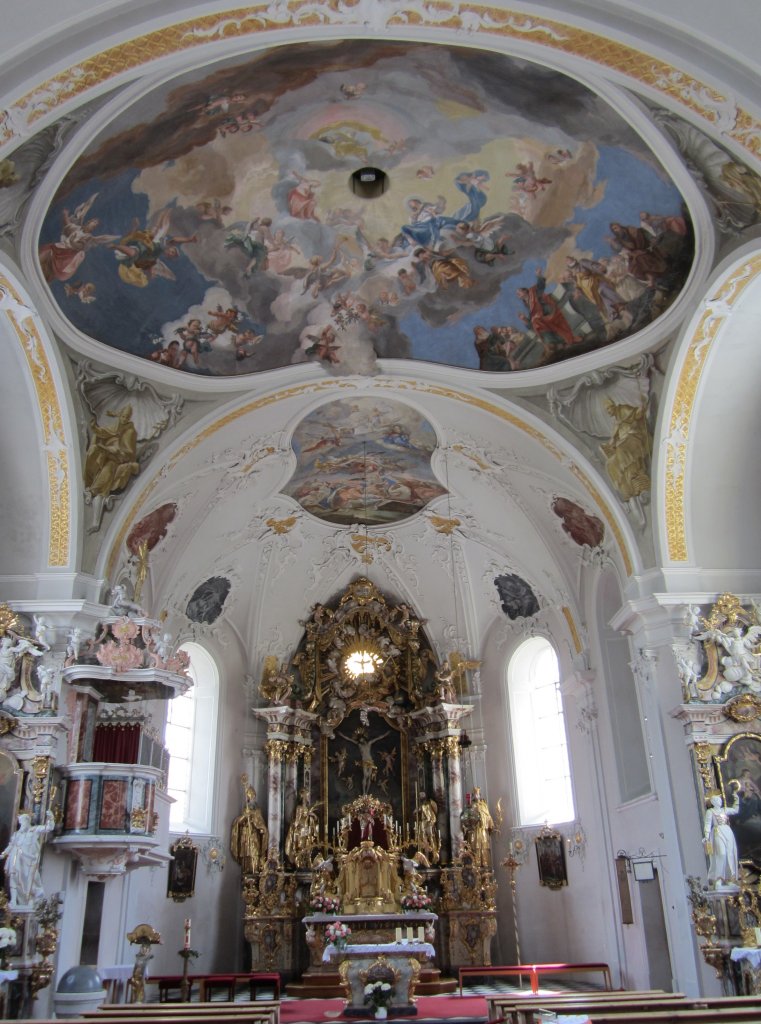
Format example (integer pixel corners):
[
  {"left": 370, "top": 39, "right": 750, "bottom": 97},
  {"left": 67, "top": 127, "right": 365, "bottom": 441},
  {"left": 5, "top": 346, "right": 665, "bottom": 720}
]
[{"left": 93, "top": 722, "right": 141, "bottom": 763}]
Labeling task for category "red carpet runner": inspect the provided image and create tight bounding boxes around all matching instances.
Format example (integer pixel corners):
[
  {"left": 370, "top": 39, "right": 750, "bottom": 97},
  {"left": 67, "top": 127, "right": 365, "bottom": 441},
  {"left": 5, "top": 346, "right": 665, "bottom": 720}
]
[{"left": 280, "top": 995, "right": 488, "bottom": 1024}]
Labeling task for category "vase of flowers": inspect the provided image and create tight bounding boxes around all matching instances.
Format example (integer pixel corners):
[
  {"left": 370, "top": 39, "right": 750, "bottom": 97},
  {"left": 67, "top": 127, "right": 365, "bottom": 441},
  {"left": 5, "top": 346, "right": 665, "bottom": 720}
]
[
  {"left": 401, "top": 891, "right": 432, "bottom": 911},
  {"left": 325, "top": 919, "right": 351, "bottom": 951},
  {"left": 364, "top": 980, "right": 392, "bottom": 1018},
  {"left": 0, "top": 926, "right": 16, "bottom": 970},
  {"left": 310, "top": 894, "right": 340, "bottom": 914}
]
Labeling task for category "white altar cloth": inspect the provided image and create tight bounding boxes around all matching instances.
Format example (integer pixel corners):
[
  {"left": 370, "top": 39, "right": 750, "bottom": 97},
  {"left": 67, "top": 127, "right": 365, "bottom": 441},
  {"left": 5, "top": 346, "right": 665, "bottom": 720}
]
[
  {"left": 731, "top": 947, "right": 761, "bottom": 968},
  {"left": 323, "top": 941, "right": 435, "bottom": 963}
]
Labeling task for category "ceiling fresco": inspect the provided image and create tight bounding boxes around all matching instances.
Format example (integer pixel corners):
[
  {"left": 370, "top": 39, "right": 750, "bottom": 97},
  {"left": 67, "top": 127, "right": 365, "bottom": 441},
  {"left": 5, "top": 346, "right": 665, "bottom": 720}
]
[
  {"left": 38, "top": 41, "right": 693, "bottom": 378},
  {"left": 283, "top": 397, "right": 445, "bottom": 526}
]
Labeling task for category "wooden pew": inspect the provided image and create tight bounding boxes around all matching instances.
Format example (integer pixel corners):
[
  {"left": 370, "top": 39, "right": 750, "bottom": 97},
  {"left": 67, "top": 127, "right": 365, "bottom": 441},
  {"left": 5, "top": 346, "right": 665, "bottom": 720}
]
[
  {"left": 459, "top": 961, "right": 613, "bottom": 995},
  {"left": 489, "top": 993, "right": 761, "bottom": 1024},
  {"left": 85, "top": 1015, "right": 276, "bottom": 1024},
  {"left": 89, "top": 1006, "right": 278, "bottom": 1023},
  {"left": 586, "top": 1005, "right": 761, "bottom": 1024},
  {"left": 487, "top": 990, "right": 682, "bottom": 1023}
]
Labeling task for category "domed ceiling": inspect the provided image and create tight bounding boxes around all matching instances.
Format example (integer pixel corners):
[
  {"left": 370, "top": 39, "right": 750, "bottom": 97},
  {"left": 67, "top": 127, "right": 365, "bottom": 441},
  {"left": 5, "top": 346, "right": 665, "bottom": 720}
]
[{"left": 38, "top": 40, "right": 692, "bottom": 379}]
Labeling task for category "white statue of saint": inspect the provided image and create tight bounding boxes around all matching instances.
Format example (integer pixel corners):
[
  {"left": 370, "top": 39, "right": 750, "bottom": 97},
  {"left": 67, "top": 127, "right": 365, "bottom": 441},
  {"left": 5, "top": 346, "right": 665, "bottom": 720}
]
[
  {"left": 703, "top": 792, "right": 740, "bottom": 887},
  {"left": 1, "top": 810, "right": 55, "bottom": 908}
]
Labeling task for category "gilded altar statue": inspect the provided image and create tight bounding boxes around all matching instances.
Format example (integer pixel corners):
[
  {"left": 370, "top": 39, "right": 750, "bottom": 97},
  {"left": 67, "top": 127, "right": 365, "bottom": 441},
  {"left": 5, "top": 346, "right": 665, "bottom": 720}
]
[
  {"left": 285, "top": 788, "right": 321, "bottom": 868},
  {"left": 230, "top": 778, "right": 269, "bottom": 875},
  {"left": 416, "top": 793, "right": 440, "bottom": 864},
  {"left": 462, "top": 787, "right": 496, "bottom": 869}
]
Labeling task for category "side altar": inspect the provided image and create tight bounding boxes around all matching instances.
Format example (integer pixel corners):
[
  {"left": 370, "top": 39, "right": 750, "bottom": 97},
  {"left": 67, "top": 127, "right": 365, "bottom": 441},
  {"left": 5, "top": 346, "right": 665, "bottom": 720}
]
[{"left": 232, "top": 579, "right": 499, "bottom": 994}]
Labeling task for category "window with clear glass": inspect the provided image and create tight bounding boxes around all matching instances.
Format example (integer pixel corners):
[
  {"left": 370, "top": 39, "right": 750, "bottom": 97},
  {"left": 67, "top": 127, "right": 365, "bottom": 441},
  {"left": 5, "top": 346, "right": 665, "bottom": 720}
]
[
  {"left": 165, "top": 642, "right": 219, "bottom": 833},
  {"left": 508, "top": 636, "right": 575, "bottom": 826}
]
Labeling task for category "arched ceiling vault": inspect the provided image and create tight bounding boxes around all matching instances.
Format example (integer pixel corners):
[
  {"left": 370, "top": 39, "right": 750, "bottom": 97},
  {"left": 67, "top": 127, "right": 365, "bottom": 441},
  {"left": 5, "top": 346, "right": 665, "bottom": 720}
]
[{"left": 94, "top": 377, "right": 637, "bottom": 663}]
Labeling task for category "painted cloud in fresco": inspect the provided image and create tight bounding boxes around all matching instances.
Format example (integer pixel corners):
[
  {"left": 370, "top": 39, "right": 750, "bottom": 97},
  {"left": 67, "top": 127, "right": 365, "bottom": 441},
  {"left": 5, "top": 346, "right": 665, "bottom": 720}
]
[
  {"left": 283, "top": 397, "right": 445, "bottom": 525},
  {"left": 39, "top": 42, "right": 692, "bottom": 377}
]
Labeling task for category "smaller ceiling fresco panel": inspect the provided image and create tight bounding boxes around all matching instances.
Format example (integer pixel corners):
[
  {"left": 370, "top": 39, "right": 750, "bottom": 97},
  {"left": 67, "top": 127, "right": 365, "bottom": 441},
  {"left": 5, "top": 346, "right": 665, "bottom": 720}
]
[
  {"left": 284, "top": 397, "right": 445, "bottom": 526},
  {"left": 38, "top": 41, "right": 693, "bottom": 378}
]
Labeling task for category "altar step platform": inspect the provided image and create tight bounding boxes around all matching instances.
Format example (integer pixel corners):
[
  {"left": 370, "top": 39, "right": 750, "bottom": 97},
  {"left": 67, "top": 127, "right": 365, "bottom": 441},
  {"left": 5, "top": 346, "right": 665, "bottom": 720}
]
[
  {"left": 280, "top": 994, "right": 488, "bottom": 1024},
  {"left": 286, "top": 966, "right": 457, "bottom": 999}
]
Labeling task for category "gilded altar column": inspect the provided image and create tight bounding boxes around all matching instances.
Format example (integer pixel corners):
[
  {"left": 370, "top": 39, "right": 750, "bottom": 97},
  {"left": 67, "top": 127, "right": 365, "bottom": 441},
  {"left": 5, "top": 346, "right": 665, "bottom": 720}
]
[
  {"left": 264, "top": 739, "right": 287, "bottom": 857},
  {"left": 283, "top": 743, "right": 299, "bottom": 826},
  {"left": 445, "top": 736, "right": 464, "bottom": 852},
  {"left": 429, "top": 739, "right": 446, "bottom": 810}
]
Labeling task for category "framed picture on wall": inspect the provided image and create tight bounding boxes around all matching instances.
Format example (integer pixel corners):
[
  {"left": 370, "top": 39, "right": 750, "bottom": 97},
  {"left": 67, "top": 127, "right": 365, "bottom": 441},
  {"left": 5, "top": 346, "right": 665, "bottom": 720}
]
[
  {"left": 167, "top": 835, "right": 198, "bottom": 902},
  {"left": 535, "top": 826, "right": 568, "bottom": 890}
]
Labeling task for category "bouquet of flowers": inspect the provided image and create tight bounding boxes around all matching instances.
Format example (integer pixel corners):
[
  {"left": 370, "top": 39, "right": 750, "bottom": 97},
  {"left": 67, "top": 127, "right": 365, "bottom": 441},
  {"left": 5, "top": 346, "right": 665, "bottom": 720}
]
[
  {"left": 401, "top": 891, "right": 432, "bottom": 911},
  {"left": 311, "top": 893, "right": 340, "bottom": 914},
  {"left": 325, "top": 920, "right": 351, "bottom": 949},
  {"left": 0, "top": 926, "right": 17, "bottom": 969},
  {"left": 364, "top": 980, "right": 392, "bottom": 1011}
]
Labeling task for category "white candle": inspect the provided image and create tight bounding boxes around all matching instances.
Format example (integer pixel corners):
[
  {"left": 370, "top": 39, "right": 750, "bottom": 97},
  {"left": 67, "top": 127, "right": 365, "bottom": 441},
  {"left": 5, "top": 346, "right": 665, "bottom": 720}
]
[
  {"left": 184, "top": 918, "right": 191, "bottom": 949},
  {"left": 417, "top": 926, "right": 424, "bottom": 942},
  {"left": 406, "top": 926, "right": 413, "bottom": 941},
  {"left": 395, "top": 927, "right": 402, "bottom": 942}
]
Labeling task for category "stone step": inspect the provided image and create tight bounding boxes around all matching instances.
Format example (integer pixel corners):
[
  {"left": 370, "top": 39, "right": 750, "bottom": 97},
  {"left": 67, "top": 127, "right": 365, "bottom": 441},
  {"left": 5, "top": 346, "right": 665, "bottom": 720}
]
[{"left": 285, "top": 969, "right": 457, "bottom": 999}]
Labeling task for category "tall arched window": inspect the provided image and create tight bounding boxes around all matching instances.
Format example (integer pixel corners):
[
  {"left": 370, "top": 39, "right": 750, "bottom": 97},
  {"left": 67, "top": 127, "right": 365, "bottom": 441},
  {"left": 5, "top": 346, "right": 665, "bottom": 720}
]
[
  {"left": 165, "top": 642, "right": 219, "bottom": 834},
  {"left": 508, "top": 636, "right": 575, "bottom": 826}
]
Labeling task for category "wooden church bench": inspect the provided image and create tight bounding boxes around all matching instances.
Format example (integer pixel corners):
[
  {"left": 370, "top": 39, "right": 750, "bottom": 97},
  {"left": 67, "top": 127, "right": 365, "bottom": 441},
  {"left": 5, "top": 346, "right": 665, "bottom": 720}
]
[
  {"left": 586, "top": 1005, "right": 761, "bottom": 1024},
  {"left": 459, "top": 960, "right": 613, "bottom": 995},
  {"left": 486, "top": 990, "right": 682, "bottom": 1023}
]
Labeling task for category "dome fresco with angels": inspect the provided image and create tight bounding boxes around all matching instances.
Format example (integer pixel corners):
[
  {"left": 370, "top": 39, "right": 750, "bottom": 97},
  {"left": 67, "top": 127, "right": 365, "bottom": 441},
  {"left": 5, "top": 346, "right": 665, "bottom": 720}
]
[{"left": 38, "top": 40, "right": 693, "bottom": 377}]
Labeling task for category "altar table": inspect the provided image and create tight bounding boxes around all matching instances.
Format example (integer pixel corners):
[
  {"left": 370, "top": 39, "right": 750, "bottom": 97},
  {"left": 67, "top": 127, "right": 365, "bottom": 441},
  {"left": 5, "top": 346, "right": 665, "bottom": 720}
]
[{"left": 324, "top": 941, "right": 435, "bottom": 1016}]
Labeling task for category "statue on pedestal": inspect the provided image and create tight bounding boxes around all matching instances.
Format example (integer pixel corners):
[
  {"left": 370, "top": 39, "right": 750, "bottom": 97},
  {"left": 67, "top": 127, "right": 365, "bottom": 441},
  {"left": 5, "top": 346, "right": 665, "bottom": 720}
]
[
  {"left": 1, "top": 811, "right": 55, "bottom": 908},
  {"left": 462, "top": 787, "right": 496, "bottom": 869},
  {"left": 704, "top": 790, "right": 740, "bottom": 887},
  {"left": 230, "top": 780, "right": 269, "bottom": 876},
  {"left": 285, "top": 789, "right": 321, "bottom": 868}
]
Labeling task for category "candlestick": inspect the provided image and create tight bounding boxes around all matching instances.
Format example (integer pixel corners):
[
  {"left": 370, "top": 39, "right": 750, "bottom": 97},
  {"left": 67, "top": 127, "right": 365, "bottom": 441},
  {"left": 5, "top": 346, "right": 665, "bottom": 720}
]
[{"left": 184, "top": 918, "right": 191, "bottom": 950}]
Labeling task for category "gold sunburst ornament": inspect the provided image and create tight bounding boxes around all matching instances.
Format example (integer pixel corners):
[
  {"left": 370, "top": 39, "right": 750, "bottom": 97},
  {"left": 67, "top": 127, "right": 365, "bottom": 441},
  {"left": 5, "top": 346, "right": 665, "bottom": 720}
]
[{"left": 343, "top": 646, "right": 383, "bottom": 680}]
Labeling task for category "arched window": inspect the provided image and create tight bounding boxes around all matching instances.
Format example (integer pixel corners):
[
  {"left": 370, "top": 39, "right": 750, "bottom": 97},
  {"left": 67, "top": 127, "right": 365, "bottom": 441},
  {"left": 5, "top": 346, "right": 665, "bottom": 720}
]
[
  {"left": 165, "top": 642, "right": 219, "bottom": 834},
  {"left": 508, "top": 636, "right": 575, "bottom": 826}
]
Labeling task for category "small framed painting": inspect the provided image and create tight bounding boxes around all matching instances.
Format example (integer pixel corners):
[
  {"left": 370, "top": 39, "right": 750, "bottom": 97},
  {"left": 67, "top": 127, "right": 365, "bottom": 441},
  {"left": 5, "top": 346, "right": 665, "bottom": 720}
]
[
  {"left": 535, "top": 826, "right": 568, "bottom": 890},
  {"left": 167, "top": 835, "right": 198, "bottom": 902}
]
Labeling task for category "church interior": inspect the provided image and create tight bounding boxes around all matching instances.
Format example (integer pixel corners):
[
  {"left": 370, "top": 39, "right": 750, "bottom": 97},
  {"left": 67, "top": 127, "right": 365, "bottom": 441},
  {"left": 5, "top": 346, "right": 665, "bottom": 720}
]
[{"left": 1, "top": 0, "right": 761, "bottom": 1019}]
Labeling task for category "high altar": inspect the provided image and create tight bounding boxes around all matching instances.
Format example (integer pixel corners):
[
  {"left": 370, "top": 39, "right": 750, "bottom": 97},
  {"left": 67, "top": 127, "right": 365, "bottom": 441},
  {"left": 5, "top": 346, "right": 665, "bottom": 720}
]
[{"left": 232, "top": 579, "right": 498, "bottom": 996}]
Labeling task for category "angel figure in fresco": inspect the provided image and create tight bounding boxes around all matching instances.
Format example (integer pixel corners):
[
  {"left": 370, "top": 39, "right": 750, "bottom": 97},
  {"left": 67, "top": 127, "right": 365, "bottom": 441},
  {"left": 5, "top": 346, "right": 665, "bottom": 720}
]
[
  {"left": 111, "top": 210, "right": 197, "bottom": 288},
  {"left": 63, "top": 280, "right": 97, "bottom": 303},
  {"left": 304, "top": 325, "right": 341, "bottom": 365},
  {"left": 39, "top": 192, "right": 118, "bottom": 283},
  {"left": 509, "top": 160, "right": 552, "bottom": 197},
  {"left": 224, "top": 218, "right": 273, "bottom": 276}
]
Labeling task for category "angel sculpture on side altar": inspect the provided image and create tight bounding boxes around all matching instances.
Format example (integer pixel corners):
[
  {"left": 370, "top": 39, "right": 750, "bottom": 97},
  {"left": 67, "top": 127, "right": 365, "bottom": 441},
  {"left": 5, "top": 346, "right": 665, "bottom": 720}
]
[{"left": 259, "top": 655, "right": 294, "bottom": 704}]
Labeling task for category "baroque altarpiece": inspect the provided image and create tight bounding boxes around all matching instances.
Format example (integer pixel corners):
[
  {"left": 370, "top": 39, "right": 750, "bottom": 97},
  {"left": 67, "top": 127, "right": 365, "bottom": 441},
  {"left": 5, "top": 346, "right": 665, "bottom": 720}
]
[
  {"left": 674, "top": 594, "right": 761, "bottom": 995},
  {"left": 233, "top": 578, "right": 496, "bottom": 992}
]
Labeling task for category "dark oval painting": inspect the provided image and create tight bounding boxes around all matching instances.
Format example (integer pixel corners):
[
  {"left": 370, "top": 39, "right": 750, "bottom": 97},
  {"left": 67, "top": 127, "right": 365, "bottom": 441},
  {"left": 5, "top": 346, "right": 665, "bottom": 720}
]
[{"left": 38, "top": 41, "right": 693, "bottom": 377}]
